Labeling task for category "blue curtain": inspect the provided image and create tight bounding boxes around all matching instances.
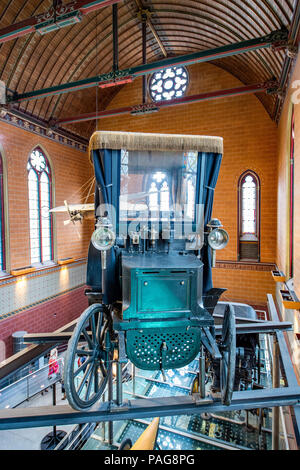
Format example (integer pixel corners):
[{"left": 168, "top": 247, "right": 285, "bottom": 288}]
[
  {"left": 197, "top": 152, "right": 223, "bottom": 294},
  {"left": 87, "top": 148, "right": 222, "bottom": 300},
  {"left": 86, "top": 149, "right": 121, "bottom": 304}
]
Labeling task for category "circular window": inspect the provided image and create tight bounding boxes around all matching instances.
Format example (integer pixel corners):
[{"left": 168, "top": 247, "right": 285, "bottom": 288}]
[{"left": 149, "top": 66, "right": 189, "bottom": 102}]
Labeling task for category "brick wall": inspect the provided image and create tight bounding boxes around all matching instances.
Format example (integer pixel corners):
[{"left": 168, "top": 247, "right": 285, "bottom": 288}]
[
  {"left": 97, "top": 62, "right": 278, "bottom": 305},
  {"left": 277, "top": 53, "right": 300, "bottom": 297},
  {"left": 213, "top": 267, "right": 276, "bottom": 306},
  {"left": 0, "top": 121, "right": 93, "bottom": 359},
  {"left": 0, "top": 120, "right": 94, "bottom": 271},
  {"left": 0, "top": 285, "right": 88, "bottom": 358},
  {"left": 276, "top": 53, "right": 300, "bottom": 375}
]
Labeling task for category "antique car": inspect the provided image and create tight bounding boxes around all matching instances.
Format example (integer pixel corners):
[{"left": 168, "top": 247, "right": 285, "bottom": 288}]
[{"left": 63, "top": 131, "right": 236, "bottom": 411}]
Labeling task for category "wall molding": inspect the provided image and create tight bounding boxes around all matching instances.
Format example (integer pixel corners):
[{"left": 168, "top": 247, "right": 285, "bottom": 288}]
[
  {"left": 0, "top": 284, "right": 85, "bottom": 322},
  {"left": 216, "top": 260, "right": 276, "bottom": 271},
  {"left": 0, "top": 258, "right": 87, "bottom": 288},
  {"left": 0, "top": 107, "right": 88, "bottom": 153}
]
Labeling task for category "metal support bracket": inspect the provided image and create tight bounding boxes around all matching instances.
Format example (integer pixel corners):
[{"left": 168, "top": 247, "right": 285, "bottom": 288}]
[
  {"left": 117, "top": 331, "right": 127, "bottom": 364},
  {"left": 202, "top": 327, "right": 222, "bottom": 360},
  {"left": 192, "top": 395, "right": 214, "bottom": 406},
  {"left": 109, "top": 399, "right": 130, "bottom": 412}
]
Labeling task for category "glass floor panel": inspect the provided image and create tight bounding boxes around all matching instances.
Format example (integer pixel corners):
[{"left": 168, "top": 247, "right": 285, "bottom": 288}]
[{"left": 81, "top": 334, "right": 274, "bottom": 451}]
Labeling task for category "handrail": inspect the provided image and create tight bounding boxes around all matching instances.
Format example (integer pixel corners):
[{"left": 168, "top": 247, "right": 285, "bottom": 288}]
[
  {"left": 0, "top": 359, "right": 64, "bottom": 409},
  {"left": 0, "top": 318, "right": 77, "bottom": 388}
]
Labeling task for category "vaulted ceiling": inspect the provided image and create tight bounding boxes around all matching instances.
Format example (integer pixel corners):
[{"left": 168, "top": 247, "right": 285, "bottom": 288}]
[{"left": 0, "top": 0, "right": 299, "bottom": 140}]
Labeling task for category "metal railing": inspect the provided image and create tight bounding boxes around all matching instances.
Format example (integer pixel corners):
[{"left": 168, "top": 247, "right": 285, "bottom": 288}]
[{"left": 0, "top": 358, "right": 64, "bottom": 409}]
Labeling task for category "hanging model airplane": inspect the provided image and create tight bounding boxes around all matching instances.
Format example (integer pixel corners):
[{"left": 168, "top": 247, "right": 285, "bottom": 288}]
[
  {"left": 49, "top": 200, "right": 94, "bottom": 225},
  {"left": 49, "top": 192, "right": 154, "bottom": 226}
]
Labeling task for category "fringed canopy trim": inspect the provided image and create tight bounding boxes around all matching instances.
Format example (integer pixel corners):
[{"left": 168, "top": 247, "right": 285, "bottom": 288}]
[{"left": 89, "top": 131, "right": 223, "bottom": 159}]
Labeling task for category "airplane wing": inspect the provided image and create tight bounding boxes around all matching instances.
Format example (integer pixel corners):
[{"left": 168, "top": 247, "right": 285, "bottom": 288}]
[{"left": 50, "top": 203, "right": 95, "bottom": 213}]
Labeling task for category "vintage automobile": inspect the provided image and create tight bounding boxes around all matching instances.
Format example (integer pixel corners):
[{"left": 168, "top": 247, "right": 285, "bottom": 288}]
[{"left": 63, "top": 131, "right": 237, "bottom": 411}]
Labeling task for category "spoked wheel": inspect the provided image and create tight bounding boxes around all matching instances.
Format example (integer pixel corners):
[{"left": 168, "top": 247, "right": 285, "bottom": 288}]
[
  {"left": 64, "top": 304, "right": 113, "bottom": 411},
  {"left": 220, "top": 304, "right": 236, "bottom": 406}
]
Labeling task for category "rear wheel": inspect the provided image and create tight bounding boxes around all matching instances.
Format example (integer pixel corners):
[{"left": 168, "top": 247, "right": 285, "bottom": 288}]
[
  {"left": 64, "top": 304, "right": 112, "bottom": 410},
  {"left": 220, "top": 304, "right": 236, "bottom": 406}
]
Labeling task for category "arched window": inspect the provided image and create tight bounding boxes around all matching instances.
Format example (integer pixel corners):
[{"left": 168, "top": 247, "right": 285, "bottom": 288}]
[
  {"left": 0, "top": 154, "right": 5, "bottom": 272},
  {"left": 238, "top": 171, "right": 260, "bottom": 262},
  {"left": 27, "top": 147, "right": 53, "bottom": 265},
  {"left": 148, "top": 171, "right": 170, "bottom": 213}
]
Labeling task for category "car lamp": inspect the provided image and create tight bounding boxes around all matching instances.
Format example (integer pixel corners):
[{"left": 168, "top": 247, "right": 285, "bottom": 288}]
[
  {"left": 91, "top": 224, "right": 116, "bottom": 270},
  {"left": 207, "top": 219, "right": 229, "bottom": 267}
]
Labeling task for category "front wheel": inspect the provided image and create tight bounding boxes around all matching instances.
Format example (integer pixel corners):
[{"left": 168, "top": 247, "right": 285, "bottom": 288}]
[{"left": 64, "top": 304, "right": 112, "bottom": 410}]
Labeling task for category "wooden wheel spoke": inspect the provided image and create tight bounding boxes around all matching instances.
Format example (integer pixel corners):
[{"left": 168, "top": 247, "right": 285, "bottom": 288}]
[
  {"left": 82, "top": 328, "right": 94, "bottom": 349},
  {"left": 73, "top": 357, "right": 93, "bottom": 377},
  {"left": 100, "top": 319, "right": 108, "bottom": 344},
  {"left": 96, "top": 311, "right": 103, "bottom": 344},
  {"left": 76, "top": 362, "right": 93, "bottom": 396},
  {"left": 99, "top": 358, "right": 107, "bottom": 377},
  {"left": 90, "top": 314, "right": 97, "bottom": 343},
  {"left": 75, "top": 348, "right": 93, "bottom": 357},
  {"left": 84, "top": 363, "right": 96, "bottom": 400},
  {"left": 94, "top": 367, "right": 99, "bottom": 393}
]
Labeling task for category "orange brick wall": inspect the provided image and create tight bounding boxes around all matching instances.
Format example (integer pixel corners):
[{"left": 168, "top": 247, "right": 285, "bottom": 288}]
[
  {"left": 97, "top": 62, "right": 278, "bottom": 305},
  {"left": 0, "top": 121, "right": 93, "bottom": 271},
  {"left": 276, "top": 53, "right": 300, "bottom": 376},
  {"left": 213, "top": 268, "right": 275, "bottom": 305},
  {"left": 277, "top": 53, "right": 300, "bottom": 297}
]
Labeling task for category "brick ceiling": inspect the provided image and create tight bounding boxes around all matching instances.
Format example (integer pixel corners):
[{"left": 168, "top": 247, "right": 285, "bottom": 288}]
[{"left": 0, "top": 0, "right": 298, "bottom": 139}]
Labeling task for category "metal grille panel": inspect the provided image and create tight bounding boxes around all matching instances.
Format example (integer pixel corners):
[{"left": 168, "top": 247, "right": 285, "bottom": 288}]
[{"left": 126, "top": 328, "right": 201, "bottom": 370}]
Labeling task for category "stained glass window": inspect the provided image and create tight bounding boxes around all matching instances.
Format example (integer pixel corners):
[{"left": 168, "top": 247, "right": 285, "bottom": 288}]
[
  {"left": 238, "top": 171, "right": 260, "bottom": 261},
  {"left": 0, "top": 154, "right": 5, "bottom": 271},
  {"left": 27, "top": 148, "right": 53, "bottom": 264},
  {"left": 241, "top": 175, "right": 256, "bottom": 234},
  {"left": 149, "top": 66, "right": 189, "bottom": 102},
  {"left": 119, "top": 150, "right": 198, "bottom": 223},
  {"left": 239, "top": 171, "right": 260, "bottom": 239},
  {"left": 184, "top": 152, "right": 197, "bottom": 220},
  {"left": 149, "top": 172, "right": 170, "bottom": 212}
]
